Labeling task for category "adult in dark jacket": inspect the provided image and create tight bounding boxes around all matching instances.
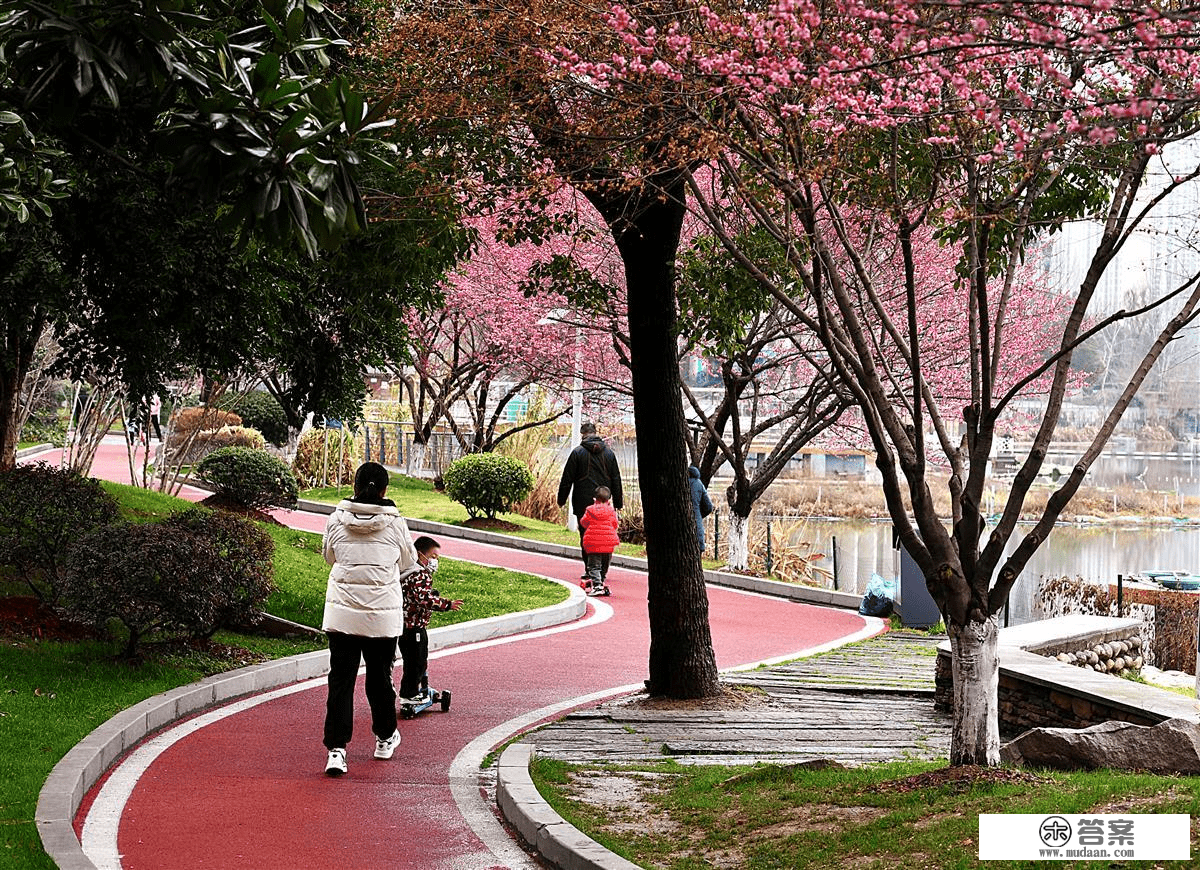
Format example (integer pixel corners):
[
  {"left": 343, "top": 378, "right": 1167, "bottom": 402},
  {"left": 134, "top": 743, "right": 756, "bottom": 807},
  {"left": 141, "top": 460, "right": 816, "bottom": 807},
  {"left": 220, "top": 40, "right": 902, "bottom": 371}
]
[
  {"left": 557, "top": 422, "right": 624, "bottom": 565},
  {"left": 688, "top": 465, "right": 714, "bottom": 550}
]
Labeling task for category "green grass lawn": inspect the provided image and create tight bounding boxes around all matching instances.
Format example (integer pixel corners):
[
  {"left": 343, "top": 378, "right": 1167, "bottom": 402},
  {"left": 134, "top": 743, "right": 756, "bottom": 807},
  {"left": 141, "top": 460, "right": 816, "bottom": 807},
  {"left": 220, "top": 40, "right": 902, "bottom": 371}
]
[
  {"left": 2, "top": 482, "right": 569, "bottom": 870},
  {"left": 302, "top": 472, "right": 647, "bottom": 557},
  {"left": 532, "top": 757, "right": 1200, "bottom": 869}
]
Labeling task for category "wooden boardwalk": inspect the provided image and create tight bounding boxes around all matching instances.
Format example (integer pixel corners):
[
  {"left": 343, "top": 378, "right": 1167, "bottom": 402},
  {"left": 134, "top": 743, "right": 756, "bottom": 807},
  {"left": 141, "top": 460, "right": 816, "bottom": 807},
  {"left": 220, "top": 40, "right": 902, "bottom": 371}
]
[{"left": 526, "top": 630, "right": 952, "bottom": 766}]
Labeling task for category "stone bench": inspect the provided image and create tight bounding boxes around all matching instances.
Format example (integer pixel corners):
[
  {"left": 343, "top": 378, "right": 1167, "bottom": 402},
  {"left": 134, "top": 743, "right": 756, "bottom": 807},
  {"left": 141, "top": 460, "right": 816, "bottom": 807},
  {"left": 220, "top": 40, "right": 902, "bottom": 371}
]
[{"left": 934, "top": 615, "right": 1200, "bottom": 733}]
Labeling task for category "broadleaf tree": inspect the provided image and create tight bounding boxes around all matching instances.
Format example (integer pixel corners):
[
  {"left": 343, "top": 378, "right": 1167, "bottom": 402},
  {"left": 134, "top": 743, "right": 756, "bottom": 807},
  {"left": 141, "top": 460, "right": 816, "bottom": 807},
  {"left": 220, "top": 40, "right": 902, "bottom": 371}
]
[{"left": 0, "top": 1, "right": 464, "bottom": 470}]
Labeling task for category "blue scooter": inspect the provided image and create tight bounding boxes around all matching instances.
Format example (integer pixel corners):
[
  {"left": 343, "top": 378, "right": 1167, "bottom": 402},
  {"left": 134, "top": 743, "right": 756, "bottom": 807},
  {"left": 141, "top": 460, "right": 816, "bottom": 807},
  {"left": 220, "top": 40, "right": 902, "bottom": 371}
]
[{"left": 399, "top": 673, "right": 451, "bottom": 719}]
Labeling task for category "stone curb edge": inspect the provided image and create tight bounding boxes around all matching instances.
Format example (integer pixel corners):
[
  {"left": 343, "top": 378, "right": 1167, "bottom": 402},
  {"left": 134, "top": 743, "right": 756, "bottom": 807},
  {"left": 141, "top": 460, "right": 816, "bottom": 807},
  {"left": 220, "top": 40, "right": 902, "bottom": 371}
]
[
  {"left": 16, "top": 443, "right": 54, "bottom": 460},
  {"left": 35, "top": 581, "right": 587, "bottom": 870},
  {"left": 293, "top": 498, "right": 863, "bottom": 612},
  {"left": 498, "top": 744, "right": 643, "bottom": 870}
]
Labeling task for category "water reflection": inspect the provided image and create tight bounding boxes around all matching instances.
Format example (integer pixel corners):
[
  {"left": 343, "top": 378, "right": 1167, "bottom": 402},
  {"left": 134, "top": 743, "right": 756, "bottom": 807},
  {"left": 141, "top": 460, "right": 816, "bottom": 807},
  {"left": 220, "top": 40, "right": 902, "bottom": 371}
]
[{"left": 786, "top": 518, "right": 1200, "bottom": 626}]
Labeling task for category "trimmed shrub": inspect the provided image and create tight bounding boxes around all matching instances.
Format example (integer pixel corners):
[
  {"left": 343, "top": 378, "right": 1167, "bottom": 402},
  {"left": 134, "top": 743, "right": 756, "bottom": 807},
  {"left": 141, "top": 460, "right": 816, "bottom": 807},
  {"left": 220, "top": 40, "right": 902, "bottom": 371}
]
[
  {"left": 165, "top": 406, "right": 245, "bottom": 464},
  {"left": 62, "top": 511, "right": 276, "bottom": 656},
  {"left": 221, "top": 392, "right": 289, "bottom": 447},
  {"left": 168, "top": 406, "right": 242, "bottom": 442},
  {"left": 443, "top": 453, "right": 534, "bottom": 520},
  {"left": 291, "top": 427, "right": 358, "bottom": 489},
  {"left": 209, "top": 425, "right": 266, "bottom": 451},
  {"left": 62, "top": 521, "right": 209, "bottom": 656},
  {"left": 161, "top": 509, "right": 276, "bottom": 637},
  {"left": 196, "top": 447, "right": 299, "bottom": 511},
  {"left": 0, "top": 463, "right": 120, "bottom": 602},
  {"left": 61, "top": 519, "right": 250, "bottom": 656}
]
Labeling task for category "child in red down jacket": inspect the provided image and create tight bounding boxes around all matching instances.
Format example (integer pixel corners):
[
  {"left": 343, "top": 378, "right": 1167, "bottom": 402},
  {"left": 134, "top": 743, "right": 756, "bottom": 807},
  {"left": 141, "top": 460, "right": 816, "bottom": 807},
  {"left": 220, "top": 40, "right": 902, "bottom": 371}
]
[{"left": 579, "top": 486, "right": 620, "bottom": 594}]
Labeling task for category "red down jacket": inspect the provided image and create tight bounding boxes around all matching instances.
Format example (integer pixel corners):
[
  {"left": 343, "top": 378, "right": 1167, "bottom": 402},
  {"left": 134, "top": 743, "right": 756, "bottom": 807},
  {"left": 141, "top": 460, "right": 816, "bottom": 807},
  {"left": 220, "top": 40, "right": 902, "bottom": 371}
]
[{"left": 580, "top": 501, "right": 620, "bottom": 554}]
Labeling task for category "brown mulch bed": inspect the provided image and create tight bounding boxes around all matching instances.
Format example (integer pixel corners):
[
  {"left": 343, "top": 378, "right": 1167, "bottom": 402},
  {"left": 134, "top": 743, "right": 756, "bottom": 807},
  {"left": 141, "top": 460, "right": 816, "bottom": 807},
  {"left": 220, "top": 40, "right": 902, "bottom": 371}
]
[
  {"left": 198, "top": 494, "right": 285, "bottom": 526},
  {"left": 462, "top": 517, "right": 524, "bottom": 532},
  {"left": 0, "top": 596, "right": 102, "bottom": 642},
  {"left": 869, "top": 765, "right": 1052, "bottom": 794}
]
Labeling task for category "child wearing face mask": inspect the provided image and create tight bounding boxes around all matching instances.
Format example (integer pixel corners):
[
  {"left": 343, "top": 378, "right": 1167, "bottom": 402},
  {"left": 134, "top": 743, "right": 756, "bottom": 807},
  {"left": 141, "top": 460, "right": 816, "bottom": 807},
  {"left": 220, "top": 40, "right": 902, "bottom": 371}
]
[{"left": 396, "top": 536, "right": 462, "bottom": 704}]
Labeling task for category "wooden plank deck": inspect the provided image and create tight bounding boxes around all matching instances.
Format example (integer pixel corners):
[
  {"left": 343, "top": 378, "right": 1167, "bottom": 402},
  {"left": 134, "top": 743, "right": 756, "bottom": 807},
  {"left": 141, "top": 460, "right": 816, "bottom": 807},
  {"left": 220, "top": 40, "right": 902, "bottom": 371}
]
[{"left": 526, "top": 630, "right": 952, "bottom": 766}]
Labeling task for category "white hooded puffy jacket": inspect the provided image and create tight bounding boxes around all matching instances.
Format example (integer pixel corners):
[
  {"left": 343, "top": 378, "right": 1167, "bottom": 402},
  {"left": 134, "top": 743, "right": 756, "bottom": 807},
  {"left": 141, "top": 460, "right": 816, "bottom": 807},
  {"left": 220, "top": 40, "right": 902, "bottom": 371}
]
[{"left": 321, "top": 500, "right": 418, "bottom": 637}]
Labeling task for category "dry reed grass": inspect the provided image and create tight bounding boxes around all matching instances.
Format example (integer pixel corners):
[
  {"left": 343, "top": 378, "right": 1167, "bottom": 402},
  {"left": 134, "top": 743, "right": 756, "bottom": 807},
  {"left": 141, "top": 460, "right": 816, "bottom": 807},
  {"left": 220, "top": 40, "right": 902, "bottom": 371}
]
[{"left": 760, "top": 477, "right": 1200, "bottom": 521}]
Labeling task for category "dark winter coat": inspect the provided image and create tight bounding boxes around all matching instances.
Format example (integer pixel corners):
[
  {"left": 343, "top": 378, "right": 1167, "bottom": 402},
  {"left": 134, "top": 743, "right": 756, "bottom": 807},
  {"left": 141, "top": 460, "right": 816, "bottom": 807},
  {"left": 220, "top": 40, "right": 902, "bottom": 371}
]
[
  {"left": 688, "top": 465, "right": 714, "bottom": 549},
  {"left": 580, "top": 501, "right": 621, "bottom": 554},
  {"left": 557, "top": 435, "right": 624, "bottom": 519}
]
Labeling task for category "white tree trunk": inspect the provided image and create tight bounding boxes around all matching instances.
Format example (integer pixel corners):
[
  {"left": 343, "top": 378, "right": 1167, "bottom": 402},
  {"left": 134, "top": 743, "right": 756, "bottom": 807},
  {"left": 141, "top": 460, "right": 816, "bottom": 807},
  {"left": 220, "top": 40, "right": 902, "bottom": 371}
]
[
  {"left": 727, "top": 513, "right": 751, "bottom": 571},
  {"left": 407, "top": 441, "right": 428, "bottom": 478},
  {"left": 948, "top": 616, "right": 1002, "bottom": 766}
]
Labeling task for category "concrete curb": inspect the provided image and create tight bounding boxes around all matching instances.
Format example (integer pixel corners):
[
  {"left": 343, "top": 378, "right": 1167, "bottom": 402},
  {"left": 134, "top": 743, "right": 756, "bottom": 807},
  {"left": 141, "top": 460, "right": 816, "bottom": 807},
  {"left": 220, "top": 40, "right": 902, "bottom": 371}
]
[
  {"left": 498, "top": 744, "right": 643, "bottom": 870},
  {"left": 296, "top": 498, "right": 864, "bottom": 612},
  {"left": 35, "top": 581, "right": 586, "bottom": 870},
  {"left": 15, "top": 443, "right": 54, "bottom": 460}
]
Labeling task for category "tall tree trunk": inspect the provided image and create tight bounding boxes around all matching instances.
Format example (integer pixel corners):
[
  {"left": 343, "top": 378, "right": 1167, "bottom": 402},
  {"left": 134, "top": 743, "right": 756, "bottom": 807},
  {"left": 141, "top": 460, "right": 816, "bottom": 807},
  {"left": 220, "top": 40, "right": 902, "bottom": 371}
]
[
  {"left": 0, "top": 364, "right": 23, "bottom": 472},
  {"left": 0, "top": 323, "right": 41, "bottom": 471},
  {"left": 948, "top": 616, "right": 1001, "bottom": 766},
  {"left": 614, "top": 187, "right": 720, "bottom": 699},
  {"left": 724, "top": 474, "right": 756, "bottom": 571},
  {"left": 726, "top": 513, "right": 752, "bottom": 572}
]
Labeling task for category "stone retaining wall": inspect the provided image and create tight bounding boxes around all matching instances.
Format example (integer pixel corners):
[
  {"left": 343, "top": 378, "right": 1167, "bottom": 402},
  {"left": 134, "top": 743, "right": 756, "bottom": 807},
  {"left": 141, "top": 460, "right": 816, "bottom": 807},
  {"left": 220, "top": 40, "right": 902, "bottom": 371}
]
[
  {"left": 1045, "top": 634, "right": 1143, "bottom": 676},
  {"left": 935, "top": 616, "right": 1198, "bottom": 735}
]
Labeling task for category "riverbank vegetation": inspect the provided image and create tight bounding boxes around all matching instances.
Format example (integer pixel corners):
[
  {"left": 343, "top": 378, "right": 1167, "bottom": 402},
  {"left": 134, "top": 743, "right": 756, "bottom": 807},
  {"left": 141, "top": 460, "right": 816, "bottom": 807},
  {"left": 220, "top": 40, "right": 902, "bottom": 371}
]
[{"left": 760, "top": 478, "right": 1200, "bottom": 523}]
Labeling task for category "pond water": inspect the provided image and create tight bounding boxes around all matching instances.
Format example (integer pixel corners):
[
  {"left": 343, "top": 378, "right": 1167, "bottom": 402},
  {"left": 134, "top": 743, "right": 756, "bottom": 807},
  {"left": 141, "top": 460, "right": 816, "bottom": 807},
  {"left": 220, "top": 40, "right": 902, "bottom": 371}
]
[{"left": 767, "top": 518, "right": 1200, "bottom": 626}]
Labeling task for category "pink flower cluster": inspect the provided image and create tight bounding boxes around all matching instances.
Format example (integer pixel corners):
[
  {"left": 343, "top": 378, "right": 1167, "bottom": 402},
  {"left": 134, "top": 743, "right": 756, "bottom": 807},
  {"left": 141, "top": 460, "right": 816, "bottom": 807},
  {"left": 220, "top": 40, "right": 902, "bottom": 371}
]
[{"left": 548, "top": 0, "right": 1200, "bottom": 153}]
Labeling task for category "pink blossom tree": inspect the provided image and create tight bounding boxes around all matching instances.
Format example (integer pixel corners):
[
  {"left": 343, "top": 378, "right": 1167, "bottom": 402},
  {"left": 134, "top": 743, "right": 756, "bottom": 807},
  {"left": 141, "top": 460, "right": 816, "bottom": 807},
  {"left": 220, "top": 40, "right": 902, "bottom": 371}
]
[
  {"left": 571, "top": 0, "right": 1200, "bottom": 763},
  {"left": 392, "top": 203, "right": 625, "bottom": 466}
]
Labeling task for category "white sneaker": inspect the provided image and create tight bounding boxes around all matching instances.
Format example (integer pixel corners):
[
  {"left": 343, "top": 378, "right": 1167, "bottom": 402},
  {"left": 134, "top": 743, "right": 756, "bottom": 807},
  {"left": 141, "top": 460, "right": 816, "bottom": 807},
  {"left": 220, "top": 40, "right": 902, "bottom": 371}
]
[
  {"left": 374, "top": 729, "right": 401, "bottom": 759},
  {"left": 325, "top": 748, "right": 347, "bottom": 776}
]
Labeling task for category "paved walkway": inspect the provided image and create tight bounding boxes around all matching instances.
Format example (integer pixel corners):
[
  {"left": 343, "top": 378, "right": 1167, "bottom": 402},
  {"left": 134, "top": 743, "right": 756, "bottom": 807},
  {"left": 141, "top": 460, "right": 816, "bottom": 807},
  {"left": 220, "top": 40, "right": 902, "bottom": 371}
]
[{"left": 30, "top": 441, "right": 876, "bottom": 869}]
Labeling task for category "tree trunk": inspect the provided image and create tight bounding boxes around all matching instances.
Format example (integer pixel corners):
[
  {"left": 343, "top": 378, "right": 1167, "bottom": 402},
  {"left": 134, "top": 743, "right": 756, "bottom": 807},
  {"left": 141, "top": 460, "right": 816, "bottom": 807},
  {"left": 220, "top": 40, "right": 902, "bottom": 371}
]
[
  {"left": 726, "top": 513, "right": 751, "bottom": 571},
  {"left": 407, "top": 441, "right": 428, "bottom": 477},
  {"left": 614, "top": 185, "right": 720, "bottom": 699},
  {"left": 0, "top": 366, "right": 22, "bottom": 472},
  {"left": 948, "top": 616, "right": 1001, "bottom": 766},
  {"left": 0, "top": 320, "right": 40, "bottom": 472}
]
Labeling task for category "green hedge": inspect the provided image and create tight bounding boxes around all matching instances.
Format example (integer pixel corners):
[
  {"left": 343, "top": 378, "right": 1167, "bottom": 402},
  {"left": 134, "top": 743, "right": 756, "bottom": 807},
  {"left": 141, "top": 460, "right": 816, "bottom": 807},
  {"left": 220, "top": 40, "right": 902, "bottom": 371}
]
[
  {"left": 196, "top": 447, "right": 299, "bottom": 510},
  {"left": 443, "top": 453, "right": 534, "bottom": 520}
]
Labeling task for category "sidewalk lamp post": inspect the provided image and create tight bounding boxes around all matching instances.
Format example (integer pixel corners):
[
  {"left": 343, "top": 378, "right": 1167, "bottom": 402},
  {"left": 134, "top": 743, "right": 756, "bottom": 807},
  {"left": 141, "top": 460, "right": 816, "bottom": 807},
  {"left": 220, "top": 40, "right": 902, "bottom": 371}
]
[
  {"left": 568, "top": 347, "right": 582, "bottom": 532},
  {"left": 540, "top": 309, "right": 583, "bottom": 532}
]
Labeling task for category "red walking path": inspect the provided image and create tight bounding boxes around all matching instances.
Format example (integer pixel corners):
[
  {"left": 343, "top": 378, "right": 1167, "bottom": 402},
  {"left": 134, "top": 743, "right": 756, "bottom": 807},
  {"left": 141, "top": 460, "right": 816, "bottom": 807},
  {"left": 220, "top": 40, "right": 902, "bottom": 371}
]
[{"left": 30, "top": 441, "right": 874, "bottom": 869}]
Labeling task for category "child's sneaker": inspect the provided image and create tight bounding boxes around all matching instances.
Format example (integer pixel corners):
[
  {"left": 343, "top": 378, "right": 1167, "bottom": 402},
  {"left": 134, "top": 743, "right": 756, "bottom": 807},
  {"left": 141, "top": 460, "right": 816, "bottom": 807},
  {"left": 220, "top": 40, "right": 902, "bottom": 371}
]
[
  {"left": 325, "top": 748, "right": 347, "bottom": 776},
  {"left": 374, "top": 729, "right": 402, "bottom": 759}
]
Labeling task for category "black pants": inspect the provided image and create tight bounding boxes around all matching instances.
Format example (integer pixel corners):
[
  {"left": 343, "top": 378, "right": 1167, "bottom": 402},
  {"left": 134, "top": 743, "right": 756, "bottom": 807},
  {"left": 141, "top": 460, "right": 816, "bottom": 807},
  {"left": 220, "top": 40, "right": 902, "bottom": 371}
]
[
  {"left": 323, "top": 632, "right": 397, "bottom": 750},
  {"left": 585, "top": 551, "right": 611, "bottom": 582},
  {"left": 396, "top": 626, "right": 429, "bottom": 699}
]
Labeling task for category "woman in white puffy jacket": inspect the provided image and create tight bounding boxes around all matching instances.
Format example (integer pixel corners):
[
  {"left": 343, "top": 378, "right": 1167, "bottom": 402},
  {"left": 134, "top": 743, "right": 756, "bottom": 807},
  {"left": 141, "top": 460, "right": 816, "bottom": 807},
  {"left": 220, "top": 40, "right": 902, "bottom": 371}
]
[{"left": 320, "top": 461, "right": 418, "bottom": 776}]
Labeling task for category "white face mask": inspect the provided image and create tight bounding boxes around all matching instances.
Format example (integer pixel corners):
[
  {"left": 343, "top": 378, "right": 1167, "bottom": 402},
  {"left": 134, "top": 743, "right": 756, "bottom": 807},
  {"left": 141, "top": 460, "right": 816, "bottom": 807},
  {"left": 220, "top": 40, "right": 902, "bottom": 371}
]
[{"left": 426, "top": 557, "right": 439, "bottom": 573}]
